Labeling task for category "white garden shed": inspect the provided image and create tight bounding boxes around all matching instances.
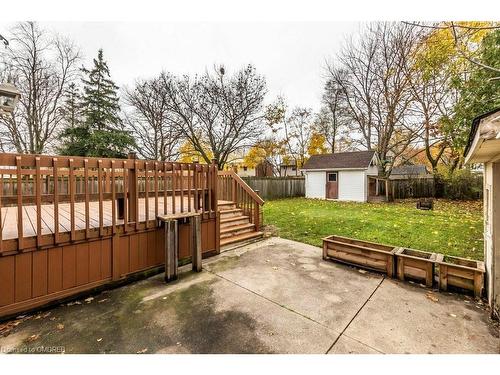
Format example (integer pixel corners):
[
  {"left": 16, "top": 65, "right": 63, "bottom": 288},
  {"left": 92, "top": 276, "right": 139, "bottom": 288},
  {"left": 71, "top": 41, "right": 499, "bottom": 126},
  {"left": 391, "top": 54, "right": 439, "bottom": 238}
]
[{"left": 302, "top": 151, "right": 383, "bottom": 202}]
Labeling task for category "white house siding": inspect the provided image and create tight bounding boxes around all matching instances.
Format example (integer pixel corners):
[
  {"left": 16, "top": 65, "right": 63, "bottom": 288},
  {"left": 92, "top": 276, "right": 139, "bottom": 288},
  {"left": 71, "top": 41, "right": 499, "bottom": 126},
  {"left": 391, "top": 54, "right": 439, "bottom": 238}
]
[
  {"left": 483, "top": 162, "right": 500, "bottom": 317},
  {"left": 366, "top": 165, "right": 379, "bottom": 176},
  {"left": 236, "top": 168, "right": 256, "bottom": 177},
  {"left": 338, "top": 170, "right": 367, "bottom": 202},
  {"left": 305, "top": 171, "right": 326, "bottom": 198}
]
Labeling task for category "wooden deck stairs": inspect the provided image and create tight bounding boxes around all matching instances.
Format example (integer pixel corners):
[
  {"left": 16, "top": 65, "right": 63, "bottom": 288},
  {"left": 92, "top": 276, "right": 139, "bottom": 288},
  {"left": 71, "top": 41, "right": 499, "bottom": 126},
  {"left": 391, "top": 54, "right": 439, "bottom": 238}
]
[{"left": 218, "top": 201, "right": 263, "bottom": 248}]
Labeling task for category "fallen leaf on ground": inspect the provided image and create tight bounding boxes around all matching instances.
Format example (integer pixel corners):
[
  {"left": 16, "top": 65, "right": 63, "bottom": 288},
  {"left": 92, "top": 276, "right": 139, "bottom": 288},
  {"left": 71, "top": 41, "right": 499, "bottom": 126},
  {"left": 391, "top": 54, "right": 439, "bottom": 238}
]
[
  {"left": 136, "top": 348, "right": 148, "bottom": 354},
  {"left": 57, "top": 324, "right": 64, "bottom": 330},
  {"left": 97, "top": 338, "right": 102, "bottom": 342},
  {"left": 449, "top": 313, "right": 457, "bottom": 318},
  {"left": 97, "top": 298, "right": 109, "bottom": 303},
  {"left": 26, "top": 334, "right": 40, "bottom": 342},
  {"left": 425, "top": 293, "right": 439, "bottom": 302},
  {"left": 84, "top": 297, "right": 94, "bottom": 303},
  {"left": 358, "top": 269, "right": 367, "bottom": 274}
]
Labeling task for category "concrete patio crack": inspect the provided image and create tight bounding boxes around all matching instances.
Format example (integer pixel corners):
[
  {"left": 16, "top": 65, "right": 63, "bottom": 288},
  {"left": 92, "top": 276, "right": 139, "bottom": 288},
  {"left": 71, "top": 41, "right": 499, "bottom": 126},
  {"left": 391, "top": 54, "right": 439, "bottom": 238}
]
[{"left": 325, "top": 276, "right": 386, "bottom": 354}]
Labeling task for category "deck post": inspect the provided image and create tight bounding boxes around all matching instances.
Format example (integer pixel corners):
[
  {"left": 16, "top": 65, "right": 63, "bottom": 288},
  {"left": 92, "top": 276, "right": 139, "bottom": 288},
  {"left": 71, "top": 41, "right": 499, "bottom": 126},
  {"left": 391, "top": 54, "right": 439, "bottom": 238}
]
[
  {"left": 164, "top": 220, "right": 179, "bottom": 282},
  {"left": 231, "top": 165, "right": 237, "bottom": 203},
  {"left": 127, "top": 152, "right": 137, "bottom": 224},
  {"left": 191, "top": 215, "right": 202, "bottom": 272},
  {"left": 193, "top": 161, "right": 199, "bottom": 212},
  {"left": 211, "top": 159, "right": 218, "bottom": 217}
]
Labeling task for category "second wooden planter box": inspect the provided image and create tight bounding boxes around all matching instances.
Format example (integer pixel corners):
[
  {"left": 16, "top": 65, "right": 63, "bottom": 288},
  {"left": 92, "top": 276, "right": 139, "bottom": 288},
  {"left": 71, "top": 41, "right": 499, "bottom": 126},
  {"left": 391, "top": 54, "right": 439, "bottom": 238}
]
[
  {"left": 395, "top": 247, "right": 437, "bottom": 287},
  {"left": 436, "top": 255, "right": 485, "bottom": 297},
  {"left": 322, "top": 235, "right": 397, "bottom": 277}
]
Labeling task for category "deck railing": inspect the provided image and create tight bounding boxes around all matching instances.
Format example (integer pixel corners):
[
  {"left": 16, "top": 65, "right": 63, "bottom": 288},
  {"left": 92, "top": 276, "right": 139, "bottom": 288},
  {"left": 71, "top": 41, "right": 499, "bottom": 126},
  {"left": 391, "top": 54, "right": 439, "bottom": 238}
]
[
  {"left": 217, "top": 170, "right": 264, "bottom": 230},
  {"left": 0, "top": 153, "right": 218, "bottom": 254}
]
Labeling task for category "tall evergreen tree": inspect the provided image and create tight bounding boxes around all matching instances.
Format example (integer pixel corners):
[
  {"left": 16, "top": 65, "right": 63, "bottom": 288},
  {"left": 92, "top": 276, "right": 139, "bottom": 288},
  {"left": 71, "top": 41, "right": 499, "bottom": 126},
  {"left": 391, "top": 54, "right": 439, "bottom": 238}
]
[
  {"left": 59, "top": 49, "right": 135, "bottom": 157},
  {"left": 58, "top": 83, "right": 82, "bottom": 152}
]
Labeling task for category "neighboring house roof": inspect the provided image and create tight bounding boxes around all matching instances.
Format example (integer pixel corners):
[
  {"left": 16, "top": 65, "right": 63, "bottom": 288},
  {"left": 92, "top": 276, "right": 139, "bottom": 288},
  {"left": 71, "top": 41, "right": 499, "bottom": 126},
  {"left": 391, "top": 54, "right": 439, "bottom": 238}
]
[
  {"left": 391, "top": 165, "right": 428, "bottom": 176},
  {"left": 302, "top": 151, "right": 376, "bottom": 170}
]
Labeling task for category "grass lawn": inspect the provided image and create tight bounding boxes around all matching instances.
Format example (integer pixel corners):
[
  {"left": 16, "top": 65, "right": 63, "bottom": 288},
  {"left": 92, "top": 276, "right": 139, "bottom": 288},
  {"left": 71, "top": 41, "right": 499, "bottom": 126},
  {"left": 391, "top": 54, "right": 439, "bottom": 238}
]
[{"left": 263, "top": 198, "right": 484, "bottom": 260}]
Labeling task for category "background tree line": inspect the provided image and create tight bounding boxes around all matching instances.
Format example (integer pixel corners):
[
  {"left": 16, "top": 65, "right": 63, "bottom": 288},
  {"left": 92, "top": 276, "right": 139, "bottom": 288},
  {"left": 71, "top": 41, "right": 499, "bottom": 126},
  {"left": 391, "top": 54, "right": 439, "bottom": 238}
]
[{"left": 0, "top": 21, "right": 498, "bottom": 179}]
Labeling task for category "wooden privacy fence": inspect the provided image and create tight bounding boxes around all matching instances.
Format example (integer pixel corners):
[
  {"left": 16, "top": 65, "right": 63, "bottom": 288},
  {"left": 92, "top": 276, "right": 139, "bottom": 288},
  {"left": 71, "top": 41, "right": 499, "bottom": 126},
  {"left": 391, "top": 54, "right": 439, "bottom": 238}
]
[
  {"left": 242, "top": 177, "right": 305, "bottom": 200},
  {"left": 217, "top": 170, "right": 264, "bottom": 230},
  {"left": 0, "top": 152, "right": 219, "bottom": 318},
  {"left": 391, "top": 177, "right": 435, "bottom": 200}
]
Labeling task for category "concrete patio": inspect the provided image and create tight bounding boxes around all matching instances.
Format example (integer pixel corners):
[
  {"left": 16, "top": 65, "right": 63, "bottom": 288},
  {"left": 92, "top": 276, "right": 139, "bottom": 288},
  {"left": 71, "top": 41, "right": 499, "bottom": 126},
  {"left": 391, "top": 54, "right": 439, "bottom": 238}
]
[{"left": 0, "top": 237, "right": 498, "bottom": 354}]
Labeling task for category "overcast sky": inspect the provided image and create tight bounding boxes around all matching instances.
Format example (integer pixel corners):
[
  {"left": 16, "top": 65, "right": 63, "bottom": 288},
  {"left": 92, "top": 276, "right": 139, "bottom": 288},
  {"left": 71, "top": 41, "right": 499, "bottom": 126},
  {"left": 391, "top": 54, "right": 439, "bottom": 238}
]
[{"left": 1, "top": 21, "right": 361, "bottom": 112}]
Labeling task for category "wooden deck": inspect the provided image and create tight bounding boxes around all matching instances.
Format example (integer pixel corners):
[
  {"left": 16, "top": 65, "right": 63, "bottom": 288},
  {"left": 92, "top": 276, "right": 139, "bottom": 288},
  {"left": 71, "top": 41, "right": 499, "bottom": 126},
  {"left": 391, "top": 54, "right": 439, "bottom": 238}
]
[{"left": 1, "top": 197, "right": 232, "bottom": 240}]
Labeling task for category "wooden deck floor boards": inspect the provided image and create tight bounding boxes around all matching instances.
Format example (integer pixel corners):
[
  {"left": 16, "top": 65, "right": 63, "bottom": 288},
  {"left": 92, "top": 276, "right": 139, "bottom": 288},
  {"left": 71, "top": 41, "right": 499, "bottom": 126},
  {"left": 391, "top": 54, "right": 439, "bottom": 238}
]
[{"left": 1, "top": 197, "right": 226, "bottom": 241}]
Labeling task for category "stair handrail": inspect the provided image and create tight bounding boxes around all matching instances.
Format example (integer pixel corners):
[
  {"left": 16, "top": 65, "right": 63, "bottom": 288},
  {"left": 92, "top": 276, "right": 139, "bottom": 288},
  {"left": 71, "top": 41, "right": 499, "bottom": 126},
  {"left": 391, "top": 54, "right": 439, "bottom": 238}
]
[
  {"left": 217, "top": 169, "right": 264, "bottom": 230},
  {"left": 229, "top": 170, "right": 264, "bottom": 206}
]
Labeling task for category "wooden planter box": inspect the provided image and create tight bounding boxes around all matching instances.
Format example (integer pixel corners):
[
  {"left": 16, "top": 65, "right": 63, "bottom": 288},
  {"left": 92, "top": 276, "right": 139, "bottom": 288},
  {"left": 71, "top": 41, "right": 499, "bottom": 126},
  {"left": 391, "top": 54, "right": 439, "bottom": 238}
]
[
  {"left": 322, "top": 235, "right": 397, "bottom": 277},
  {"left": 436, "top": 255, "right": 485, "bottom": 297},
  {"left": 395, "top": 247, "right": 437, "bottom": 287}
]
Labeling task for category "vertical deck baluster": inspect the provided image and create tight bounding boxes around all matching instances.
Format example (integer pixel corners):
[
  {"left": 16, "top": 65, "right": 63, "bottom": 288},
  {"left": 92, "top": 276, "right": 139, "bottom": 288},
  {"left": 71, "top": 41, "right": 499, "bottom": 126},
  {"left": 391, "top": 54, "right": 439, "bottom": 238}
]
[
  {"left": 98, "top": 160, "right": 104, "bottom": 236},
  {"left": 180, "top": 164, "right": 184, "bottom": 213},
  {"left": 193, "top": 162, "right": 198, "bottom": 212},
  {"left": 111, "top": 160, "right": 116, "bottom": 234},
  {"left": 84, "top": 159, "right": 90, "bottom": 238},
  {"left": 187, "top": 164, "right": 192, "bottom": 212},
  {"left": 207, "top": 164, "right": 212, "bottom": 215},
  {"left": 144, "top": 161, "right": 149, "bottom": 228},
  {"left": 211, "top": 160, "right": 218, "bottom": 217},
  {"left": 0, "top": 168, "right": 3, "bottom": 253},
  {"left": 35, "top": 157, "right": 42, "bottom": 247},
  {"left": 123, "top": 161, "right": 129, "bottom": 232},
  {"left": 53, "top": 158, "right": 59, "bottom": 244},
  {"left": 201, "top": 165, "right": 206, "bottom": 216},
  {"left": 16, "top": 156, "right": 23, "bottom": 250},
  {"left": 134, "top": 160, "right": 139, "bottom": 231},
  {"left": 154, "top": 162, "right": 159, "bottom": 220},
  {"left": 69, "top": 159, "right": 75, "bottom": 241},
  {"left": 163, "top": 162, "right": 168, "bottom": 215},
  {"left": 171, "top": 163, "right": 176, "bottom": 214}
]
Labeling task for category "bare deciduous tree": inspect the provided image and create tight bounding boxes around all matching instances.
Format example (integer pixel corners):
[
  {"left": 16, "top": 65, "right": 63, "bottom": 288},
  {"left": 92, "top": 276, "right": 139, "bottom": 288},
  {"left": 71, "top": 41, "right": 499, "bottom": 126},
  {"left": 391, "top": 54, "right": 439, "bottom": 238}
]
[
  {"left": 0, "top": 22, "right": 80, "bottom": 154},
  {"left": 124, "top": 74, "right": 182, "bottom": 161},
  {"left": 316, "top": 76, "right": 350, "bottom": 153},
  {"left": 161, "top": 65, "right": 267, "bottom": 168},
  {"left": 326, "top": 22, "right": 422, "bottom": 176},
  {"left": 285, "top": 107, "right": 313, "bottom": 169}
]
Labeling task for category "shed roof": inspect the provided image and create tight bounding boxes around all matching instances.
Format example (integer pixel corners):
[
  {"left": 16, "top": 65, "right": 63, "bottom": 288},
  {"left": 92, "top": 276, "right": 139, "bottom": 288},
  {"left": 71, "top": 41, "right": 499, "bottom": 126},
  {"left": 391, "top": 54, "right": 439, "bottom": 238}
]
[{"left": 302, "top": 151, "right": 376, "bottom": 170}]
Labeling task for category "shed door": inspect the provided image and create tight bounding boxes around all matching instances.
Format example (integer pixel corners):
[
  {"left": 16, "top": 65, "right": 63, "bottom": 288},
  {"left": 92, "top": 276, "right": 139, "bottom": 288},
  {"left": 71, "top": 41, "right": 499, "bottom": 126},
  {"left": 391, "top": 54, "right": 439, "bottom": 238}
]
[{"left": 326, "top": 172, "right": 338, "bottom": 199}]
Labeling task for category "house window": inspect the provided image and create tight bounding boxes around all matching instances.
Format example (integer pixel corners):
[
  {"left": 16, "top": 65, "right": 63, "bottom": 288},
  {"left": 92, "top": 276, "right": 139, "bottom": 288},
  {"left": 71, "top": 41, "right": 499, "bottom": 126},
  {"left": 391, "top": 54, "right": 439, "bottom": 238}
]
[
  {"left": 291, "top": 166, "right": 296, "bottom": 171},
  {"left": 243, "top": 166, "right": 248, "bottom": 171},
  {"left": 327, "top": 173, "right": 337, "bottom": 182}
]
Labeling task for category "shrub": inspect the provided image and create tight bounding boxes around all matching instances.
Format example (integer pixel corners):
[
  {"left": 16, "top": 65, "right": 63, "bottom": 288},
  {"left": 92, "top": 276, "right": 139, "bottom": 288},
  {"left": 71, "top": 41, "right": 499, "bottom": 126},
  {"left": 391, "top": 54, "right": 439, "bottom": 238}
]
[{"left": 435, "top": 168, "right": 483, "bottom": 200}]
